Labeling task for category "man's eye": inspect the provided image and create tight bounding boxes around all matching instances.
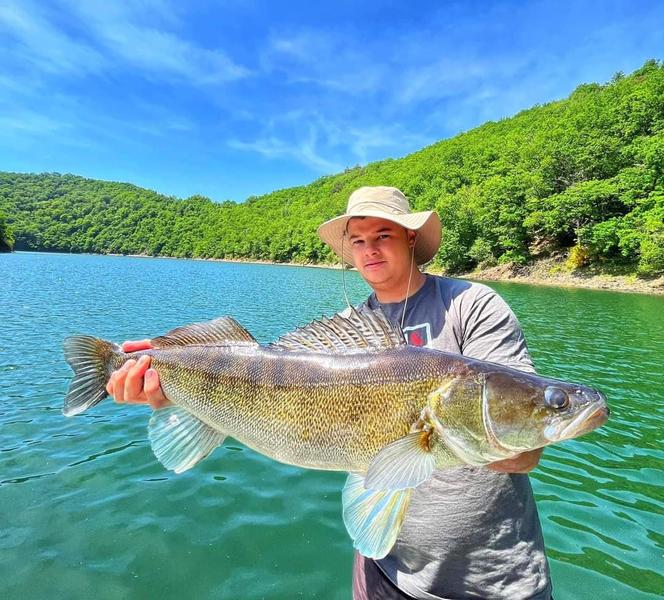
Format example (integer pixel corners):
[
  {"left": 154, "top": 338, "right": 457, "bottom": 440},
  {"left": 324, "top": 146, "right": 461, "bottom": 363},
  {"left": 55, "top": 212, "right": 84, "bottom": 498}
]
[{"left": 351, "top": 240, "right": 363, "bottom": 246}]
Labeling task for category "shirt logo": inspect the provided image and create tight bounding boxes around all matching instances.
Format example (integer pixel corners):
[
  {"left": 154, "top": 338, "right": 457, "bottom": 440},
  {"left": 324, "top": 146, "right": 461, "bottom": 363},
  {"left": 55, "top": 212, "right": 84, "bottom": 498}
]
[{"left": 403, "top": 322, "right": 432, "bottom": 347}]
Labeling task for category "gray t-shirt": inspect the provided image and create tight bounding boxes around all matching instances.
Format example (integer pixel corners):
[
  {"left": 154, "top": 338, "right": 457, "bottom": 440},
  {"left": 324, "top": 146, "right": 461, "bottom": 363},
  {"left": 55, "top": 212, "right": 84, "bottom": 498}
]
[{"left": 360, "top": 274, "right": 552, "bottom": 600}]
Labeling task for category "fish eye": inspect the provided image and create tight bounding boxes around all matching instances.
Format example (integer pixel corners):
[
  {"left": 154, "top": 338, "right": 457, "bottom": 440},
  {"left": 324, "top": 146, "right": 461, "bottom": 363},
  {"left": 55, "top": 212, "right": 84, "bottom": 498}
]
[{"left": 544, "top": 386, "right": 570, "bottom": 410}]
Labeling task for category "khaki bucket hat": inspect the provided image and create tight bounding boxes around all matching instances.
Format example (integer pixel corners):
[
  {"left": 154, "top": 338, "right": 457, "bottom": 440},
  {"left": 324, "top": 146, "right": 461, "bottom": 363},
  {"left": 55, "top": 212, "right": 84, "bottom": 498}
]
[{"left": 317, "top": 186, "right": 441, "bottom": 266}]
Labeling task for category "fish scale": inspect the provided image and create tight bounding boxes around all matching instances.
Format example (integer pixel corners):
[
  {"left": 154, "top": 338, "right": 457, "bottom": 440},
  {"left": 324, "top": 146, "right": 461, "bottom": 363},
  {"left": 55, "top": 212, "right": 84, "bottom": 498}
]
[
  {"left": 149, "top": 345, "right": 441, "bottom": 469},
  {"left": 63, "top": 309, "right": 608, "bottom": 559}
]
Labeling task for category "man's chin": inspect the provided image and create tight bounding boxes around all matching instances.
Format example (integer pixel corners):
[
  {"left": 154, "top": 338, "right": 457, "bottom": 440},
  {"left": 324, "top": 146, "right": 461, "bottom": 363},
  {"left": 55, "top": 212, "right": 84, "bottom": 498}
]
[{"left": 361, "top": 271, "right": 390, "bottom": 288}]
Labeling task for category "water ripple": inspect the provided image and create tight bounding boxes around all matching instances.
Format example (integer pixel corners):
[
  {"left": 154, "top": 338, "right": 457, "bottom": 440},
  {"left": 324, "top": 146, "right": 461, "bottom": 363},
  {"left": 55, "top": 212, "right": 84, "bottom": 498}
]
[{"left": 0, "top": 253, "right": 662, "bottom": 600}]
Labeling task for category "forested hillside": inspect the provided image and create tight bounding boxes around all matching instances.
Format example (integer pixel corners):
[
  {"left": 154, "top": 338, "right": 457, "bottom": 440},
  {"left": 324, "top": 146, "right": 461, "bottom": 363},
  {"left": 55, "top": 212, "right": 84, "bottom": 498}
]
[
  {"left": 1, "top": 60, "right": 662, "bottom": 276},
  {"left": 0, "top": 210, "right": 13, "bottom": 252}
]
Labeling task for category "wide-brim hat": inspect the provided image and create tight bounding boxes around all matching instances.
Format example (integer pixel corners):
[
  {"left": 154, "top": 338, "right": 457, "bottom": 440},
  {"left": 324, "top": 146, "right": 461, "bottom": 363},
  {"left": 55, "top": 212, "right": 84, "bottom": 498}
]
[{"left": 317, "top": 186, "right": 441, "bottom": 266}]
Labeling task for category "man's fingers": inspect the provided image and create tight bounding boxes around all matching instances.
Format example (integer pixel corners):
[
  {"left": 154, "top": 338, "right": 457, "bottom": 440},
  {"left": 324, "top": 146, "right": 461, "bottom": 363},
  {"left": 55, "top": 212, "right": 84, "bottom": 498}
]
[
  {"left": 112, "top": 360, "right": 135, "bottom": 403},
  {"left": 122, "top": 339, "right": 154, "bottom": 353},
  {"left": 124, "top": 355, "right": 151, "bottom": 403},
  {"left": 144, "top": 369, "right": 170, "bottom": 409},
  {"left": 107, "top": 357, "right": 167, "bottom": 409}
]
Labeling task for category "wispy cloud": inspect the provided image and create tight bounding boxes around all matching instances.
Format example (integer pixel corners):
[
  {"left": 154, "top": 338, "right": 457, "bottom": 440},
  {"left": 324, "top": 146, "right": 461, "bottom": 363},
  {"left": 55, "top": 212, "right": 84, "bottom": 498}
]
[
  {"left": 1, "top": 0, "right": 661, "bottom": 202},
  {"left": 0, "top": 1, "right": 104, "bottom": 76},
  {"left": 394, "top": 58, "right": 492, "bottom": 105},
  {"left": 229, "top": 128, "right": 344, "bottom": 174},
  {"left": 228, "top": 110, "right": 431, "bottom": 174},
  {"left": 261, "top": 29, "right": 384, "bottom": 94},
  {"left": 0, "top": 110, "right": 65, "bottom": 135},
  {"left": 0, "top": 0, "right": 249, "bottom": 86},
  {"left": 68, "top": 1, "right": 250, "bottom": 85}
]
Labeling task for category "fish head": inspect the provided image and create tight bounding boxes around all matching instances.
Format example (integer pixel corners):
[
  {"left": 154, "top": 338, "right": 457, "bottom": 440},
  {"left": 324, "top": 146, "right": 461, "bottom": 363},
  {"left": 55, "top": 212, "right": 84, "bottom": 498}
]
[{"left": 483, "top": 371, "right": 609, "bottom": 453}]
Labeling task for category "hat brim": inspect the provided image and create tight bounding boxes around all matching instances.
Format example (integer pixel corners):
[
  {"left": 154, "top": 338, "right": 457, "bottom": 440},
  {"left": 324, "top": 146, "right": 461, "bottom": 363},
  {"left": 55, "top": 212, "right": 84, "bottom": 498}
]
[{"left": 318, "top": 210, "right": 441, "bottom": 267}]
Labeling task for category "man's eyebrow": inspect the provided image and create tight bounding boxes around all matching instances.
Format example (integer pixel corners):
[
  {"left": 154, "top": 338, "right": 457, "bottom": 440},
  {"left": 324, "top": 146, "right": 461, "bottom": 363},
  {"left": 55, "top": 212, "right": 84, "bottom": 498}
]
[{"left": 348, "top": 227, "right": 395, "bottom": 240}]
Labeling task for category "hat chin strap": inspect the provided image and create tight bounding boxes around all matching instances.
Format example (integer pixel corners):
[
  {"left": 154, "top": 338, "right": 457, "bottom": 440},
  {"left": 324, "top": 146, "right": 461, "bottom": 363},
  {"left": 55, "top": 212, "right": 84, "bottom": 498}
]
[
  {"left": 341, "top": 231, "right": 352, "bottom": 310},
  {"left": 400, "top": 242, "right": 416, "bottom": 330}
]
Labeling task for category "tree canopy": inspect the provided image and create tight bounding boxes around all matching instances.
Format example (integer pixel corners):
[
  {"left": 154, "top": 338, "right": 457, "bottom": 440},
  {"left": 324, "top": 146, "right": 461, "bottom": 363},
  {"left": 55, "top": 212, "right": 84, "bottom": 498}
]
[
  {"left": 0, "top": 210, "right": 14, "bottom": 252},
  {"left": 1, "top": 60, "right": 662, "bottom": 276}
]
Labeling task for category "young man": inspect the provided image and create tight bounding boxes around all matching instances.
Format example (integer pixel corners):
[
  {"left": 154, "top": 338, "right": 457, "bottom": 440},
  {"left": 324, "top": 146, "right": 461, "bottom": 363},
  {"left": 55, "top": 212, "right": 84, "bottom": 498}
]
[{"left": 108, "top": 186, "right": 552, "bottom": 599}]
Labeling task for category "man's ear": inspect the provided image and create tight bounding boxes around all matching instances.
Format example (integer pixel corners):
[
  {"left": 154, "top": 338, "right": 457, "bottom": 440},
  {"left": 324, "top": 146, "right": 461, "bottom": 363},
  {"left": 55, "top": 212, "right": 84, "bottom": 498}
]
[{"left": 408, "top": 231, "right": 417, "bottom": 248}]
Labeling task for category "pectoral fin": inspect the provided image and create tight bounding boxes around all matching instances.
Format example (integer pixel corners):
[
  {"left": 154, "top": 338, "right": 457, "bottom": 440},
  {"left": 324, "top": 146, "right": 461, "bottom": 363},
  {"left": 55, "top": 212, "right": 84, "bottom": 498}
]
[
  {"left": 148, "top": 407, "right": 226, "bottom": 474},
  {"left": 365, "top": 432, "right": 435, "bottom": 491},
  {"left": 342, "top": 473, "right": 412, "bottom": 559}
]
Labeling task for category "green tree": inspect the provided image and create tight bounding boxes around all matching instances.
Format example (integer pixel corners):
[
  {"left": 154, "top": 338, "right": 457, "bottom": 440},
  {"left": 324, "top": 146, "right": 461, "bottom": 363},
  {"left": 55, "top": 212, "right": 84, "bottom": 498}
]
[
  {"left": 0, "top": 210, "right": 14, "bottom": 252},
  {"left": 0, "top": 60, "right": 662, "bottom": 276}
]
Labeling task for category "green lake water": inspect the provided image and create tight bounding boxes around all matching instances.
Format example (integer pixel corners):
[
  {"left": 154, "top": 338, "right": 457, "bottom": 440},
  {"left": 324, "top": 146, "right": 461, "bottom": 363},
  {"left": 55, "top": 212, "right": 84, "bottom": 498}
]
[{"left": 1, "top": 252, "right": 662, "bottom": 599}]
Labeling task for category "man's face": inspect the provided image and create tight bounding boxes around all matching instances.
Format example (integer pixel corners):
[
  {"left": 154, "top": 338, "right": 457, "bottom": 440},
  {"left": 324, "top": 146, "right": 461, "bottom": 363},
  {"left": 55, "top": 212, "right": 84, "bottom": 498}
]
[{"left": 346, "top": 217, "right": 415, "bottom": 291}]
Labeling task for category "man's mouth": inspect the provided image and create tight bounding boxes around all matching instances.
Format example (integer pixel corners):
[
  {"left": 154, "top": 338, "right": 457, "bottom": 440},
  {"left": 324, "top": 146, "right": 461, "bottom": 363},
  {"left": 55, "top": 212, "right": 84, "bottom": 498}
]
[{"left": 363, "top": 260, "right": 385, "bottom": 270}]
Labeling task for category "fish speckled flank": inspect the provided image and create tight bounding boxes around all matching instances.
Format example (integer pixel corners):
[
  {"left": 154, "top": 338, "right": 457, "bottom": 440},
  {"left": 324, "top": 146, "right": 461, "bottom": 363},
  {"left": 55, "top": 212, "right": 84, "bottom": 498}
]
[{"left": 63, "top": 309, "right": 608, "bottom": 558}]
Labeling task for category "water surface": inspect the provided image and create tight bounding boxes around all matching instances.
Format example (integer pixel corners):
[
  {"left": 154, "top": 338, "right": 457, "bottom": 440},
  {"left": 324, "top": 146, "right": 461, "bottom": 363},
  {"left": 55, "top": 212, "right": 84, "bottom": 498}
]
[{"left": 1, "top": 252, "right": 662, "bottom": 599}]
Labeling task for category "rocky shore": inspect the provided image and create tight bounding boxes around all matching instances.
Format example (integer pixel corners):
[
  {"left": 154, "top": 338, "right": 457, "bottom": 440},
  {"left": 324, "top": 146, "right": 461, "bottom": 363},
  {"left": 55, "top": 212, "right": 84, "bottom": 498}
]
[{"left": 451, "top": 258, "right": 664, "bottom": 295}]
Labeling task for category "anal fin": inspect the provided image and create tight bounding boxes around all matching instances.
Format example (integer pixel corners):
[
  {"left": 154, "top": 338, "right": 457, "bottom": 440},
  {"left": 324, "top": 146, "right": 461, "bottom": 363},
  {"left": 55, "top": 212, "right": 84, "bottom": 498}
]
[{"left": 148, "top": 407, "right": 226, "bottom": 474}]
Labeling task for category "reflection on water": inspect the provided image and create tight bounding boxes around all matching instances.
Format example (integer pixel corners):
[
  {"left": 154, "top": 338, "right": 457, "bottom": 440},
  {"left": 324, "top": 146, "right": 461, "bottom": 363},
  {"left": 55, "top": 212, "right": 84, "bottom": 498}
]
[{"left": 1, "top": 252, "right": 662, "bottom": 599}]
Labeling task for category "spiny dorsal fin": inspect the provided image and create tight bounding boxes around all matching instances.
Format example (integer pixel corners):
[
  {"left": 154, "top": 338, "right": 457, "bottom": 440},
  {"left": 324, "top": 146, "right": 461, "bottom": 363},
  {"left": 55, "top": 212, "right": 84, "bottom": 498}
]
[
  {"left": 269, "top": 308, "right": 406, "bottom": 353},
  {"left": 151, "top": 317, "right": 257, "bottom": 348}
]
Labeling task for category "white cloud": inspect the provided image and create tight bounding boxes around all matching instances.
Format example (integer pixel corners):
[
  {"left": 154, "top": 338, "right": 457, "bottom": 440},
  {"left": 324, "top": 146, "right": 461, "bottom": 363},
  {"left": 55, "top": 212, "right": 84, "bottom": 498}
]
[
  {"left": 228, "top": 109, "right": 432, "bottom": 175},
  {"left": 68, "top": 1, "right": 250, "bottom": 85},
  {"left": 0, "top": 0, "right": 249, "bottom": 86},
  {"left": 261, "top": 29, "right": 384, "bottom": 94},
  {"left": 229, "top": 131, "right": 343, "bottom": 174},
  {"left": 0, "top": 1, "right": 105, "bottom": 76},
  {"left": 395, "top": 58, "right": 489, "bottom": 105},
  {"left": 0, "top": 110, "right": 65, "bottom": 135},
  {"left": 94, "top": 23, "right": 249, "bottom": 85}
]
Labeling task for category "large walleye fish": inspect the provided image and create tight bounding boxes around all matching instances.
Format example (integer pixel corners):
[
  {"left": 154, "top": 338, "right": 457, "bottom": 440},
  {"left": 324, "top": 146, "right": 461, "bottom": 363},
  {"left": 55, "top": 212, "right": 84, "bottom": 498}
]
[{"left": 63, "top": 309, "right": 608, "bottom": 558}]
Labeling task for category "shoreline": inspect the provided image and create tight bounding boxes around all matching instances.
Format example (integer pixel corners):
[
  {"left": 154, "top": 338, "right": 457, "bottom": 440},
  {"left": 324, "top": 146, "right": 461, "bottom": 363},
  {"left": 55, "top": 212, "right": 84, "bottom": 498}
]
[
  {"left": 12, "top": 250, "right": 664, "bottom": 295},
  {"left": 188, "top": 254, "right": 664, "bottom": 295},
  {"left": 98, "top": 253, "right": 664, "bottom": 295},
  {"left": 452, "top": 260, "right": 664, "bottom": 296}
]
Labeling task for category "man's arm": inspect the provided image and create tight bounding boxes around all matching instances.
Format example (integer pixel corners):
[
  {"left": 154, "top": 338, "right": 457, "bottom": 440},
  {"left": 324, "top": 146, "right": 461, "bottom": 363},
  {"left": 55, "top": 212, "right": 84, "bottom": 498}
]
[
  {"left": 488, "top": 448, "right": 543, "bottom": 473},
  {"left": 459, "top": 287, "right": 542, "bottom": 474},
  {"left": 106, "top": 340, "right": 170, "bottom": 409}
]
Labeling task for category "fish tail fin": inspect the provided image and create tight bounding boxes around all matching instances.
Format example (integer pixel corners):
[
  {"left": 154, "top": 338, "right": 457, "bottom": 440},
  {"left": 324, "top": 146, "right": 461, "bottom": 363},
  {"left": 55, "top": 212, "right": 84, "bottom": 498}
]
[
  {"left": 342, "top": 473, "right": 413, "bottom": 559},
  {"left": 63, "top": 335, "right": 120, "bottom": 417}
]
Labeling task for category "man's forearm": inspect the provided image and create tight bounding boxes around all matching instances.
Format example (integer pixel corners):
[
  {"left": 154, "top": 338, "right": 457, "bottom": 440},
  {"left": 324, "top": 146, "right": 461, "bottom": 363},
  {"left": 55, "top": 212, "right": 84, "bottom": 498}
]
[{"left": 487, "top": 448, "right": 543, "bottom": 474}]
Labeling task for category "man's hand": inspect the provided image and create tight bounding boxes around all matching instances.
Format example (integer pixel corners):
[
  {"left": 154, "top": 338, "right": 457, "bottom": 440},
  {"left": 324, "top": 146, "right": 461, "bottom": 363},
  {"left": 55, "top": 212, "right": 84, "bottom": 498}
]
[
  {"left": 106, "top": 339, "right": 170, "bottom": 409},
  {"left": 487, "top": 448, "right": 543, "bottom": 474}
]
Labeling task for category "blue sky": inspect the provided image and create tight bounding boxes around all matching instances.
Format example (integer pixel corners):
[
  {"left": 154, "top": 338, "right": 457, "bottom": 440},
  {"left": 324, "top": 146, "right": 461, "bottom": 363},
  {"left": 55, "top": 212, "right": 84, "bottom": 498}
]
[{"left": 0, "top": 0, "right": 662, "bottom": 202}]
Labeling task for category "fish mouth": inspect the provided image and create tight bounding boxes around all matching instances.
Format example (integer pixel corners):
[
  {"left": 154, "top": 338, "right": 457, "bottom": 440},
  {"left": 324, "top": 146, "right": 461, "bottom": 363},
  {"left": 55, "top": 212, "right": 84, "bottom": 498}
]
[{"left": 546, "top": 401, "right": 609, "bottom": 442}]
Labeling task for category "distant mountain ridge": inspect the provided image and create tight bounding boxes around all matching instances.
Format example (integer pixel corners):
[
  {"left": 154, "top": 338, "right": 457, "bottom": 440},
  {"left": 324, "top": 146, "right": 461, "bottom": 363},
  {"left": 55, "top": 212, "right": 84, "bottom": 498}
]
[{"left": 1, "top": 60, "right": 662, "bottom": 276}]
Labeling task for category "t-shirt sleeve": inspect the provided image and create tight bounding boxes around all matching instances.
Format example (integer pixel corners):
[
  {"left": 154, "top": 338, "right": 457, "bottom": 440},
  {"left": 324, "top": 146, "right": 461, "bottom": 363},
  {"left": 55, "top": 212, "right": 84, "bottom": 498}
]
[{"left": 459, "top": 289, "right": 535, "bottom": 374}]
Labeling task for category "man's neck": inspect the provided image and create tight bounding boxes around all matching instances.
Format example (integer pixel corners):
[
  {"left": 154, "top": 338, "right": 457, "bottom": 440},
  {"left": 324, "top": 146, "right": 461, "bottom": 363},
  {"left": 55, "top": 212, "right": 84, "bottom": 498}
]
[{"left": 374, "top": 270, "right": 426, "bottom": 304}]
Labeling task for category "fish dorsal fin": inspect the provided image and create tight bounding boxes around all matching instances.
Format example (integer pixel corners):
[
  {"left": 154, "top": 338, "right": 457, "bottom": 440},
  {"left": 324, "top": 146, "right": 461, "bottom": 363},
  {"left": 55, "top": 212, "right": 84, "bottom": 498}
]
[
  {"left": 151, "top": 317, "right": 257, "bottom": 348},
  {"left": 269, "top": 308, "right": 406, "bottom": 353}
]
